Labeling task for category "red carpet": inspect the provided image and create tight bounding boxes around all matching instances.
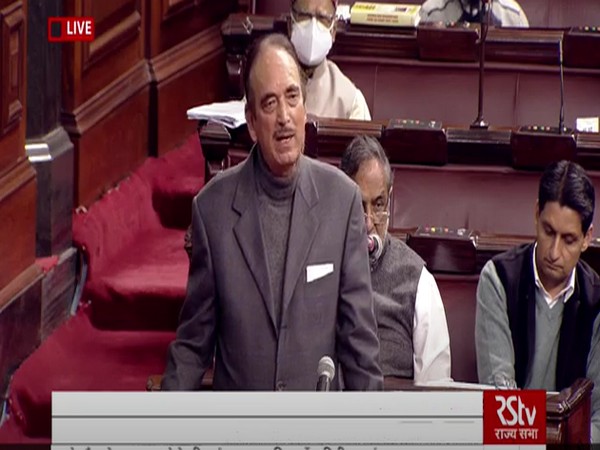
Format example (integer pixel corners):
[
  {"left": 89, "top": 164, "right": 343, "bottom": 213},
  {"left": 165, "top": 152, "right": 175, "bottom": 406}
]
[
  {"left": 4, "top": 305, "right": 175, "bottom": 439},
  {"left": 0, "top": 133, "right": 205, "bottom": 441}
]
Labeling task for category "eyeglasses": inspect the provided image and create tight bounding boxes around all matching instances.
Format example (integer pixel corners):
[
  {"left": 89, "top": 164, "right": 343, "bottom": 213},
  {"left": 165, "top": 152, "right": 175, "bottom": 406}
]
[
  {"left": 291, "top": 6, "right": 336, "bottom": 29},
  {"left": 364, "top": 211, "right": 389, "bottom": 225}
]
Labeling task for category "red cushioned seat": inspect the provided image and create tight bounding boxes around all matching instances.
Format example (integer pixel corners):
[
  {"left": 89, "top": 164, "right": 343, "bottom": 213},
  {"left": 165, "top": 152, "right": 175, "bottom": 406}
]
[
  {"left": 0, "top": 414, "right": 51, "bottom": 444},
  {"left": 86, "top": 227, "right": 189, "bottom": 330},
  {"left": 0, "top": 134, "right": 205, "bottom": 441},
  {"left": 151, "top": 134, "right": 205, "bottom": 230},
  {"left": 72, "top": 134, "right": 204, "bottom": 330},
  {"left": 5, "top": 305, "right": 174, "bottom": 439},
  {"left": 73, "top": 169, "right": 189, "bottom": 331}
]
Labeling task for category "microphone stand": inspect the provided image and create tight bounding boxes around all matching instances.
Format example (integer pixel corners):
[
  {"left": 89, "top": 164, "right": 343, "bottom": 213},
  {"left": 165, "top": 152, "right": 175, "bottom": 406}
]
[
  {"left": 558, "top": 37, "right": 565, "bottom": 135},
  {"left": 470, "top": 0, "right": 490, "bottom": 129}
]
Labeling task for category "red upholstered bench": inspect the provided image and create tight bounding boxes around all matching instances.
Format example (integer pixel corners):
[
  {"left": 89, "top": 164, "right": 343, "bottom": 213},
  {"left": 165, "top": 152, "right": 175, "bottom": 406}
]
[
  {"left": 0, "top": 134, "right": 204, "bottom": 441},
  {"left": 4, "top": 305, "right": 175, "bottom": 439},
  {"left": 73, "top": 133, "right": 204, "bottom": 331}
]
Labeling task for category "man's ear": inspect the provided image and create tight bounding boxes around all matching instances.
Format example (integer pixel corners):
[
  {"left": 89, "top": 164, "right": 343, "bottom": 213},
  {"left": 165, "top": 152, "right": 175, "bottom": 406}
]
[
  {"left": 534, "top": 199, "right": 540, "bottom": 225},
  {"left": 245, "top": 107, "right": 258, "bottom": 143},
  {"left": 583, "top": 224, "right": 594, "bottom": 252}
]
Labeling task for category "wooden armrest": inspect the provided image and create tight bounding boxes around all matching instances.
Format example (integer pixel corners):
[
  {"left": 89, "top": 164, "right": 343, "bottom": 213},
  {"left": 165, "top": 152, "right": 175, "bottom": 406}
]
[{"left": 547, "top": 377, "right": 594, "bottom": 417}]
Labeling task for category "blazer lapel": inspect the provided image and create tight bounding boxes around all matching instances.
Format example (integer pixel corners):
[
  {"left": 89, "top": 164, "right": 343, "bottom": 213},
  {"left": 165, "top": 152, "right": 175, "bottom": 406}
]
[
  {"left": 232, "top": 151, "right": 277, "bottom": 332},
  {"left": 282, "top": 157, "right": 319, "bottom": 316}
]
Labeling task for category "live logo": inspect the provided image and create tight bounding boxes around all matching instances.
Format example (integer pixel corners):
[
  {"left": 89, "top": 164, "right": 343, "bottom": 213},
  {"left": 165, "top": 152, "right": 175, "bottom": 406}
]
[
  {"left": 66, "top": 19, "right": 93, "bottom": 37},
  {"left": 47, "top": 17, "right": 95, "bottom": 42},
  {"left": 483, "top": 390, "right": 547, "bottom": 445}
]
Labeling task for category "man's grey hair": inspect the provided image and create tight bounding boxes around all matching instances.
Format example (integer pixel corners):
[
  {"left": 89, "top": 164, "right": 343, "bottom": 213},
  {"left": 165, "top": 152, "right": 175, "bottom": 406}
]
[{"left": 340, "top": 135, "right": 393, "bottom": 190}]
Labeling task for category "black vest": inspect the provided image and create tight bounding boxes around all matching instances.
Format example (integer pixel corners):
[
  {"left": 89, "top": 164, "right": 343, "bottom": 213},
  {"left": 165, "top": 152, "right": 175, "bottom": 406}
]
[{"left": 493, "top": 243, "right": 600, "bottom": 390}]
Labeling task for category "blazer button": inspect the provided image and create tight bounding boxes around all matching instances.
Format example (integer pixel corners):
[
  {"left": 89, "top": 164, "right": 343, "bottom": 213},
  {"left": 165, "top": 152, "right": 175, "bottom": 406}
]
[{"left": 276, "top": 381, "right": 286, "bottom": 391}]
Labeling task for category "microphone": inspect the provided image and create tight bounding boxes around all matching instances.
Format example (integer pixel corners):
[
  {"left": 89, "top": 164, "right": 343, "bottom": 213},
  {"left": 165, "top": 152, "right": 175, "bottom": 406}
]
[
  {"left": 558, "top": 35, "right": 565, "bottom": 135},
  {"left": 316, "top": 356, "right": 335, "bottom": 391},
  {"left": 367, "top": 234, "right": 383, "bottom": 262},
  {"left": 470, "top": 0, "right": 491, "bottom": 129}
]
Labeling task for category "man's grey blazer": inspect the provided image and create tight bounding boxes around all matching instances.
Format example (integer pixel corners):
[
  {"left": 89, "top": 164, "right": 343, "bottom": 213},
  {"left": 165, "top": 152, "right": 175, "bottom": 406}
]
[{"left": 162, "top": 150, "right": 383, "bottom": 391}]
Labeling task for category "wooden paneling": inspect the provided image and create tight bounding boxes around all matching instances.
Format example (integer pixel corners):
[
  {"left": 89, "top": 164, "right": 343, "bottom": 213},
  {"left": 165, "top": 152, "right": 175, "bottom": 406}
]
[
  {"left": 0, "top": 0, "right": 25, "bottom": 175},
  {"left": 0, "top": 265, "right": 42, "bottom": 402},
  {"left": 83, "top": 9, "right": 141, "bottom": 72},
  {"left": 161, "top": 0, "right": 195, "bottom": 22},
  {"left": 61, "top": 0, "right": 149, "bottom": 206},
  {"left": 0, "top": 0, "right": 35, "bottom": 295},
  {"left": 62, "top": 0, "right": 144, "bottom": 110},
  {"left": 65, "top": 61, "right": 150, "bottom": 206},
  {"left": 0, "top": 0, "right": 24, "bottom": 136},
  {"left": 151, "top": 23, "right": 227, "bottom": 155},
  {"left": 146, "top": 0, "right": 238, "bottom": 57},
  {"left": 146, "top": 0, "right": 237, "bottom": 154},
  {"left": 0, "top": 157, "right": 36, "bottom": 291},
  {"left": 92, "top": 0, "right": 134, "bottom": 26}
]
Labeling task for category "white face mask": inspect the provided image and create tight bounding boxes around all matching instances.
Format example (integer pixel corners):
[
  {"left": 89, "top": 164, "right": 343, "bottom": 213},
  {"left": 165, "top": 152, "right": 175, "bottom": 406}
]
[{"left": 290, "top": 17, "right": 333, "bottom": 67}]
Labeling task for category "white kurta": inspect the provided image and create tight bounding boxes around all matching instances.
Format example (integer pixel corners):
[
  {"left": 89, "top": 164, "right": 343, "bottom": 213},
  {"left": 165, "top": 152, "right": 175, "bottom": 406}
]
[{"left": 305, "top": 59, "right": 371, "bottom": 121}]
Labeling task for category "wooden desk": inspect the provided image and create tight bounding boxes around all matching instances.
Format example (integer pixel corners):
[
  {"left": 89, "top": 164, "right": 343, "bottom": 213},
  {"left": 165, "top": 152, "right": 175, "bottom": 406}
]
[
  {"left": 221, "top": 13, "right": 600, "bottom": 128},
  {"left": 147, "top": 374, "right": 593, "bottom": 445},
  {"left": 197, "top": 119, "right": 600, "bottom": 273}
]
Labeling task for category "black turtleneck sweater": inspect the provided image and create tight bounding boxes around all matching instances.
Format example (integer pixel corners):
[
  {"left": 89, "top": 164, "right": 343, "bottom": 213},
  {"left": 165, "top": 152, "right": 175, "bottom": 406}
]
[{"left": 254, "top": 150, "right": 299, "bottom": 327}]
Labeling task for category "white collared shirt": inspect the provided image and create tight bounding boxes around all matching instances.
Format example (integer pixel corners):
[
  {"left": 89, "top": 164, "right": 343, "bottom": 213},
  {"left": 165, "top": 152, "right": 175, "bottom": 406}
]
[
  {"left": 413, "top": 267, "right": 452, "bottom": 382},
  {"left": 532, "top": 242, "right": 576, "bottom": 309}
]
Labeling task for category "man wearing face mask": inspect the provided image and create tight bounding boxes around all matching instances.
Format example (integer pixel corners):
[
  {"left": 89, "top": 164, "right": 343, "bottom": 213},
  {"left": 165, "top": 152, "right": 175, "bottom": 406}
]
[
  {"left": 341, "top": 135, "right": 451, "bottom": 382},
  {"left": 420, "top": 0, "right": 529, "bottom": 27},
  {"left": 289, "top": 0, "right": 371, "bottom": 120}
]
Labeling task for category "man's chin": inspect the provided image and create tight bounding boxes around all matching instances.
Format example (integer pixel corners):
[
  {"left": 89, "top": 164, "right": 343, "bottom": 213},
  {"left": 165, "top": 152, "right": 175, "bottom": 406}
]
[
  {"left": 273, "top": 152, "right": 300, "bottom": 175},
  {"left": 541, "top": 268, "right": 568, "bottom": 287}
]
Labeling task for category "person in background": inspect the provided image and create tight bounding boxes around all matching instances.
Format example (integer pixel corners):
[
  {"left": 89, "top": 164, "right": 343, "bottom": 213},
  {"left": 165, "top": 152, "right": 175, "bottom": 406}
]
[
  {"left": 476, "top": 160, "right": 600, "bottom": 442},
  {"left": 420, "top": 0, "right": 529, "bottom": 27},
  {"left": 163, "top": 33, "right": 383, "bottom": 391},
  {"left": 341, "top": 135, "right": 452, "bottom": 383},
  {"left": 289, "top": 0, "right": 371, "bottom": 120}
]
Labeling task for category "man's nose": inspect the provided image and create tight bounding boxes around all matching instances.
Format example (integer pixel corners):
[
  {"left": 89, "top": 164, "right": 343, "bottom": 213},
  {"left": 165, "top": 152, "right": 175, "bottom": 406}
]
[
  {"left": 549, "top": 237, "right": 561, "bottom": 260},
  {"left": 276, "top": 100, "right": 290, "bottom": 124},
  {"left": 364, "top": 213, "right": 375, "bottom": 233}
]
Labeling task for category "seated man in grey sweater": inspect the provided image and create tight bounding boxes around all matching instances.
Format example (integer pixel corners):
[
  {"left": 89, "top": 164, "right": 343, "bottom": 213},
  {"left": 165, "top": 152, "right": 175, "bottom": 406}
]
[
  {"left": 341, "top": 135, "right": 451, "bottom": 382},
  {"left": 476, "top": 160, "right": 600, "bottom": 442}
]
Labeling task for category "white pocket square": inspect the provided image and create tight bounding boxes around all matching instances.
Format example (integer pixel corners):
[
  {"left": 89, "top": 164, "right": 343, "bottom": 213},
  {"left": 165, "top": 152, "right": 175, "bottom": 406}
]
[{"left": 306, "top": 263, "right": 334, "bottom": 283}]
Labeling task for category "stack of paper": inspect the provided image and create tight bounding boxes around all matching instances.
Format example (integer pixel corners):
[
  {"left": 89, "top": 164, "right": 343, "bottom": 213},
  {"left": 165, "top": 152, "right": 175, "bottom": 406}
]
[
  {"left": 415, "top": 380, "right": 497, "bottom": 390},
  {"left": 187, "top": 100, "right": 246, "bottom": 128}
]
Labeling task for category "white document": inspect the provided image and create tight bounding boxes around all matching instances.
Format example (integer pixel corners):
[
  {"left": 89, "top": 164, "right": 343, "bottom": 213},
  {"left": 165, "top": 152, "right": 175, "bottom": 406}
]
[
  {"left": 576, "top": 117, "right": 599, "bottom": 133},
  {"left": 415, "top": 380, "right": 497, "bottom": 390},
  {"left": 306, "top": 263, "right": 334, "bottom": 283},
  {"left": 187, "top": 100, "right": 246, "bottom": 129}
]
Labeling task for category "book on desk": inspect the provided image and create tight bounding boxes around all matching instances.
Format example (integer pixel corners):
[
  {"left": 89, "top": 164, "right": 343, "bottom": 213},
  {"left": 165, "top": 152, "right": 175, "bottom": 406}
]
[{"left": 350, "top": 2, "right": 421, "bottom": 27}]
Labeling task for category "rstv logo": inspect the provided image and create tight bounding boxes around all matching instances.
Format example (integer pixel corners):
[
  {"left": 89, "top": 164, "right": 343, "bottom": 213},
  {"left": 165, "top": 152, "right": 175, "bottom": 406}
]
[{"left": 483, "top": 390, "right": 546, "bottom": 445}]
